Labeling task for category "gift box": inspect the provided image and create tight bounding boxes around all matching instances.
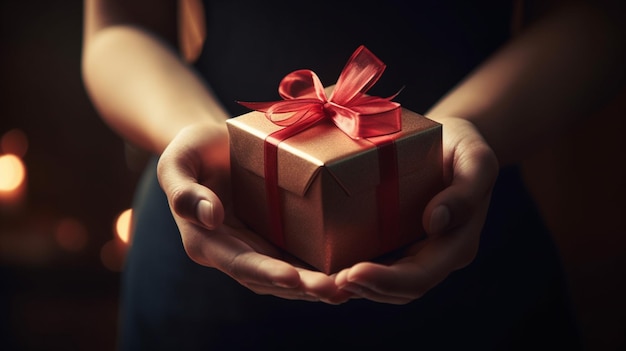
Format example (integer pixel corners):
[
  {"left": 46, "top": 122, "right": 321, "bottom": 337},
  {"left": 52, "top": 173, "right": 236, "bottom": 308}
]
[{"left": 227, "top": 46, "right": 443, "bottom": 274}]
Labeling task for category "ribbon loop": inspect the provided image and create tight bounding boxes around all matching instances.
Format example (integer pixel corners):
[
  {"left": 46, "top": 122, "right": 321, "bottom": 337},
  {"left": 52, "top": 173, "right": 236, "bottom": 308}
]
[
  {"left": 238, "top": 45, "right": 401, "bottom": 139},
  {"left": 278, "top": 69, "right": 327, "bottom": 101},
  {"left": 330, "top": 45, "right": 386, "bottom": 106}
]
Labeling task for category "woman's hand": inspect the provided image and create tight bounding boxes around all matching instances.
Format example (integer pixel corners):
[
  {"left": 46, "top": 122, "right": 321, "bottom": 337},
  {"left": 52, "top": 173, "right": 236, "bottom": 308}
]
[
  {"left": 333, "top": 117, "right": 499, "bottom": 304},
  {"left": 157, "top": 121, "right": 340, "bottom": 302}
]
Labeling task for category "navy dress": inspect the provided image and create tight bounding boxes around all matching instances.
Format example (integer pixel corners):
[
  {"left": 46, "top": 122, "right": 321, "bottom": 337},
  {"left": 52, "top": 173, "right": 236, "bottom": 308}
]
[{"left": 119, "top": 1, "right": 582, "bottom": 350}]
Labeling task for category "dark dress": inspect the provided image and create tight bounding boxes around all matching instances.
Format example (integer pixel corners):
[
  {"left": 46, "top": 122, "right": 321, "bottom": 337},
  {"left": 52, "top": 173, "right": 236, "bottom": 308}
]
[{"left": 119, "top": 1, "right": 582, "bottom": 350}]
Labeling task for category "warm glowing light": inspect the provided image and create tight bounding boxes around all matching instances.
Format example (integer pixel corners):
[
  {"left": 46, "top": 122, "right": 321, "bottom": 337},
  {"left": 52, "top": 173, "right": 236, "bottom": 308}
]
[
  {"left": 115, "top": 208, "right": 133, "bottom": 244},
  {"left": 1, "top": 129, "right": 28, "bottom": 157},
  {"left": 55, "top": 217, "right": 88, "bottom": 252},
  {"left": 0, "top": 154, "right": 25, "bottom": 192},
  {"left": 103, "top": 208, "right": 133, "bottom": 271}
]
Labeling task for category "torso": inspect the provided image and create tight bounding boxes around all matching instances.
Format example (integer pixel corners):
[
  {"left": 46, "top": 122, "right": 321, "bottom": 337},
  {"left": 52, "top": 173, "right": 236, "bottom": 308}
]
[{"left": 194, "top": 0, "right": 514, "bottom": 116}]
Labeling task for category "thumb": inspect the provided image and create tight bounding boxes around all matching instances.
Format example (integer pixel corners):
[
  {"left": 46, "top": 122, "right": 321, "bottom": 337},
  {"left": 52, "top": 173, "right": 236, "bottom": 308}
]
[
  {"left": 423, "top": 141, "right": 498, "bottom": 236},
  {"left": 157, "top": 147, "right": 226, "bottom": 230}
]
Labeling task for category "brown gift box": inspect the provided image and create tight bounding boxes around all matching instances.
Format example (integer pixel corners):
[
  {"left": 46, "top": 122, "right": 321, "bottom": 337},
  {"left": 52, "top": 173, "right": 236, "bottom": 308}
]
[{"left": 226, "top": 107, "right": 443, "bottom": 274}]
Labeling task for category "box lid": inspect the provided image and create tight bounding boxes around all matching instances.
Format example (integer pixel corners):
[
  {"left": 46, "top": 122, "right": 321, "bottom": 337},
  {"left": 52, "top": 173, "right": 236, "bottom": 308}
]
[{"left": 227, "top": 108, "right": 441, "bottom": 197}]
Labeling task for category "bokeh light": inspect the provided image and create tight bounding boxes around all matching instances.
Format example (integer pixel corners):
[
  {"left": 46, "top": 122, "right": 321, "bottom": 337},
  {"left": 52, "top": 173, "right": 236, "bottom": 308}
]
[
  {"left": 54, "top": 217, "right": 88, "bottom": 252},
  {"left": 0, "top": 153, "right": 26, "bottom": 193},
  {"left": 100, "top": 239, "right": 125, "bottom": 272},
  {"left": 115, "top": 208, "right": 133, "bottom": 244},
  {"left": 101, "top": 208, "right": 133, "bottom": 271},
  {"left": 1, "top": 128, "right": 29, "bottom": 157}
]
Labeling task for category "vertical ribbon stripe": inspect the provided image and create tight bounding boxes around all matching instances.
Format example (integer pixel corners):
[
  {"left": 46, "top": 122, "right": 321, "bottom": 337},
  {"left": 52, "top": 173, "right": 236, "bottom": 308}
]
[
  {"left": 371, "top": 136, "right": 400, "bottom": 253},
  {"left": 263, "top": 113, "right": 325, "bottom": 247}
]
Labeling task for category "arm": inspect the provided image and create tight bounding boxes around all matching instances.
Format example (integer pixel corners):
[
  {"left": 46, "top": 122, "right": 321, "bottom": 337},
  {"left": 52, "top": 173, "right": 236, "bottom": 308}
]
[
  {"left": 82, "top": 0, "right": 340, "bottom": 301},
  {"left": 428, "top": 1, "right": 626, "bottom": 166},
  {"left": 81, "top": 0, "right": 229, "bottom": 154},
  {"left": 334, "top": 1, "right": 625, "bottom": 304}
]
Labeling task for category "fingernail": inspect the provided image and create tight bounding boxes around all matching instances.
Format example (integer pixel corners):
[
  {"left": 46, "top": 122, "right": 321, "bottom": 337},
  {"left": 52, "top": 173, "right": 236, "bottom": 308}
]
[
  {"left": 196, "top": 200, "right": 215, "bottom": 229},
  {"left": 429, "top": 205, "right": 450, "bottom": 234}
]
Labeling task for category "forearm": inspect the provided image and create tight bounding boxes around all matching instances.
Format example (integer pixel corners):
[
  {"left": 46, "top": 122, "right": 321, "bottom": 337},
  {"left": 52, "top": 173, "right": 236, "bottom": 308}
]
[
  {"left": 427, "top": 1, "right": 626, "bottom": 166},
  {"left": 82, "top": 25, "right": 228, "bottom": 154}
]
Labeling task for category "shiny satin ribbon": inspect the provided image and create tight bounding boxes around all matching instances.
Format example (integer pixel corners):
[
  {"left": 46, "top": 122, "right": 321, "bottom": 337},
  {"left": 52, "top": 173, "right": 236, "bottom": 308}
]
[{"left": 238, "top": 45, "right": 402, "bottom": 250}]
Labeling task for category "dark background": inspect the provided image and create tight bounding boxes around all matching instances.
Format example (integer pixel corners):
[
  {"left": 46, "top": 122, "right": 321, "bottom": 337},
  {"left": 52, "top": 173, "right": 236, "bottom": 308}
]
[
  {"left": 0, "top": 1, "right": 624, "bottom": 350},
  {"left": 1, "top": 2, "right": 138, "bottom": 350}
]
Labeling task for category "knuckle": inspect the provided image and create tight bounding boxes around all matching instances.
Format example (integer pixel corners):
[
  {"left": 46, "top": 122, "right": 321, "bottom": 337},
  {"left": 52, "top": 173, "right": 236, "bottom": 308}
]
[
  {"left": 475, "top": 144, "right": 499, "bottom": 183},
  {"left": 224, "top": 252, "right": 240, "bottom": 276},
  {"left": 455, "top": 243, "right": 479, "bottom": 270},
  {"left": 225, "top": 251, "right": 251, "bottom": 280},
  {"left": 155, "top": 152, "right": 174, "bottom": 182},
  {"left": 456, "top": 253, "right": 474, "bottom": 270},
  {"left": 156, "top": 155, "right": 167, "bottom": 176},
  {"left": 168, "top": 186, "right": 194, "bottom": 217},
  {"left": 449, "top": 196, "right": 474, "bottom": 225},
  {"left": 410, "top": 283, "right": 430, "bottom": 300},
  {"left": 181, "top": 236, "right": 204, "bottom": 265},
  {"left": 180, "top": 233, "right": 214, "bottom": 268}
]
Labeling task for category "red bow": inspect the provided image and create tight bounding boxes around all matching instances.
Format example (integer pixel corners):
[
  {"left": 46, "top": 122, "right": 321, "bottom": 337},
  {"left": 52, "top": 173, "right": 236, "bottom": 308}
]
[{"left": 238, "top": 45, "right": 402, "bottom": 139}]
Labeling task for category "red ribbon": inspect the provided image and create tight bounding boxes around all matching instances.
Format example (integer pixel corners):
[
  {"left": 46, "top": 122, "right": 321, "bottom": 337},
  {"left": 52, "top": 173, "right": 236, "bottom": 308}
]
[{"left": 238, "top": 45, "right": 402, "bottom": 250}]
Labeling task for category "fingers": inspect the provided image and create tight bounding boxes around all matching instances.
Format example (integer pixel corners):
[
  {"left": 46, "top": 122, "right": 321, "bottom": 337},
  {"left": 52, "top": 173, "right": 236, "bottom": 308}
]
[
  {"left": 335, "top": 253, "right": 449, "bottom": 305},
  {"left": 333, "top": 119, "right": 497, "bottom": 304},
  {"left": 222, "top": 246, "right": 340, "bottom": 301},
  {"left": 159, "top": 157, "right": 226, "bottom": 229},
  {"left": 335, "top": 264, "right": 415, "bottom": 304},
  {"left": 225, "top": 250, "right": 301, "bottom": 289},
  {"left": 177, "top": 218, "right": 299, "bottom": 286},
  {"left": 158, "top": 123, "right": 344, "bottom": 303},
  {"left": 423, "top": 122, "right": 499, "bottom": 236},
  {"left": 157, "top": 123, "right": 229, "bottom": 229},
  {"left": 335, "top": 225, "right": 480, "bottom": 304},
  {"left": 245, "top": 268, "right": 342, "bottom": 302},
  {"left": 175, "top": 182, "right": 226, "bottom": 230},
  {"left": 176, "top": 217, "right": 343, "bottom": 302},
  {"left": 228, "top": 251, "right": 343, "bottom": 302}
]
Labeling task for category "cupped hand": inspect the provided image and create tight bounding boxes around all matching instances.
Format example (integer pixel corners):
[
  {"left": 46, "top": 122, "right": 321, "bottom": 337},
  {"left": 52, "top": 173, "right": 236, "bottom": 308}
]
[
  {"left": 332, "top": 117, "right": 499, "bottom": 304},
  {"left": 157, "top": 121, "right": 339, "bottom": 302}
]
